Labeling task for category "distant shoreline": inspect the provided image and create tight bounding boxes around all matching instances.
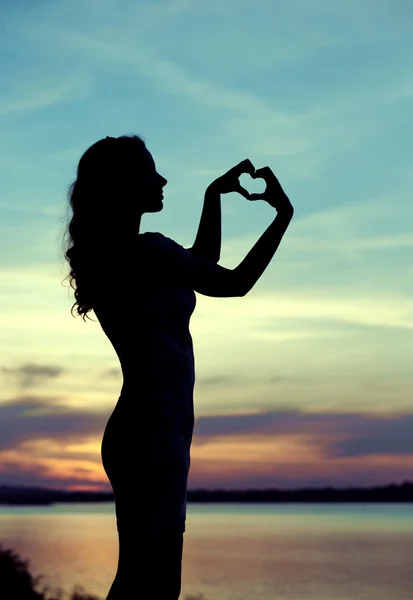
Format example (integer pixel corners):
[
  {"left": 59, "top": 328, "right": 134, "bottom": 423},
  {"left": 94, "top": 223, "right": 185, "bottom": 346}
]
[{"left": 1, "top": 482, "right": 413, "bottom": 505}]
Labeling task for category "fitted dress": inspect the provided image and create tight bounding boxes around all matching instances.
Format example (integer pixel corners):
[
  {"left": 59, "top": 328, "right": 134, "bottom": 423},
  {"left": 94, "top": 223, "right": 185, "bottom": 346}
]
[{"left": 97, "top": 232, "right": 203, "bottom": 534}]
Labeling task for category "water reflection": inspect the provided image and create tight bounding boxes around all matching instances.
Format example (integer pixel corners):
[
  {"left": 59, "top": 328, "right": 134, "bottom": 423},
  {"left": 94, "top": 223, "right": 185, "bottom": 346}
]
[{"left": 0, "top": 503, "right": 412, "bottom": 600}]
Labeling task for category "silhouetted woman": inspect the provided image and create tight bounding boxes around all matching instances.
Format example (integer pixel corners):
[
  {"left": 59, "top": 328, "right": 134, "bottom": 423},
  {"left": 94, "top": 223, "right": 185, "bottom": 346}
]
[{"left": 62, "top": 134, "right": 294, "bottom": 599}]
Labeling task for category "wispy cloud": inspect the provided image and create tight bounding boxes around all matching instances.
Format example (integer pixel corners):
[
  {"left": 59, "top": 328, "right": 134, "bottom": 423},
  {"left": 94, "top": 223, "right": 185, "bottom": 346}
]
[
  {"left": 1, "top": 363, "right": 64, "bottom": 389},
  {"left": 0, "top": 72, "right": 92, "bottom": 115}
]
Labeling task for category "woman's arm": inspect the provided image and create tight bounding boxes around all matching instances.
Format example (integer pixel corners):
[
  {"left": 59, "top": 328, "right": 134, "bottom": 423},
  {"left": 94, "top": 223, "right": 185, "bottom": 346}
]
[
  {"left": 188, "top": 159, "right": 255, "bottom": 262},
  {"left": 184, "top": 208, "right": 293, "bottom": 298},
  {"left": 233, "top": 209, "right": 293, "bottom": 296},
  {"left": 233, "top": 166, "right": 294, "bottom": 296},
  {"left": 189, "top": 186, "right": 222, "bottom": 263},
  {"left": 180, "top": 167, "right": 294, "bottom": 299}
]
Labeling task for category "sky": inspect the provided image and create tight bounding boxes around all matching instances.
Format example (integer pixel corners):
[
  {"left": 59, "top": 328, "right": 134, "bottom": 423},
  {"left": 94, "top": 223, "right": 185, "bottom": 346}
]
[{"left": 0, "top": 0, "right": 412, "bottom": 492}]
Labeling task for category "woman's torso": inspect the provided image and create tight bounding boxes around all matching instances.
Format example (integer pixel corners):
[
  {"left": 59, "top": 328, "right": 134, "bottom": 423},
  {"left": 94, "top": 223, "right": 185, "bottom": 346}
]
[{"left": 92, "top": 233, "right": 197, "bottom": 421}]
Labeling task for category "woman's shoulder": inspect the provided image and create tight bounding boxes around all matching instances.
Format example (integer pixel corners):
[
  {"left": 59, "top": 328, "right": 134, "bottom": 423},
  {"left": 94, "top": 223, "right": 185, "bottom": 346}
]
[
  {"left": 138, "top": 231, "right": 180, "bottom": 250},
  {"left": 137, "top": 232, "right": 195, "bottom": 272},
  {"left": 138, "top": 231, "right": 166, "bottom": 242}
]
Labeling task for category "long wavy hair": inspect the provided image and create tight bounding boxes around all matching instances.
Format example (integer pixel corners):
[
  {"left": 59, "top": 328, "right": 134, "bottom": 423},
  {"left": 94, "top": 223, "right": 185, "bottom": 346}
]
[{"left": 60, "top": 134, "right": 147, "bottom": 321}]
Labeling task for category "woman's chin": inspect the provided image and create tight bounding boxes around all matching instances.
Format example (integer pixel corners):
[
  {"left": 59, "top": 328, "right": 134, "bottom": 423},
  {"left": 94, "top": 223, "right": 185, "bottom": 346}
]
[{"left": 147, "top": 201, "right": 163, "bottom": 213}]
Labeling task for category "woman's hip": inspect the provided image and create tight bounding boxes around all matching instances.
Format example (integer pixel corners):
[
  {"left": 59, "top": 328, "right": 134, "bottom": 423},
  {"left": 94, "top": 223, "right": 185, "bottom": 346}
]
[{"left": 101, "top": 398, "right": 193, "bottom": 477}]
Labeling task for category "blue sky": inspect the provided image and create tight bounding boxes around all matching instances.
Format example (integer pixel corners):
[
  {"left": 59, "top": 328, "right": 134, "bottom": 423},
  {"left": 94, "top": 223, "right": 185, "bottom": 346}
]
[{"left": 0, "top": 0, "right": 412, "bottom": 491}]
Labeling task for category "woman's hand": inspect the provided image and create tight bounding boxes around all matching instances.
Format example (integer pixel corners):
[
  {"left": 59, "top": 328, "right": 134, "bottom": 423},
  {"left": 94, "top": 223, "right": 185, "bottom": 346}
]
[
  {"left": 248, "top": 167, "right": 294, "bottom": 216},
  {"left": 207, "top": 159, "right": 256, "bottom": 199}
]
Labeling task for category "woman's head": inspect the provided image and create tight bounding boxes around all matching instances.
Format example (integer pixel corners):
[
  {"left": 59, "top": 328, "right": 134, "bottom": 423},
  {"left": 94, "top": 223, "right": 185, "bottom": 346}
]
[
  {"left": 74, "top": 134, "right": 167, "bottom": 225},
  {"left": 61, "top": 133, "right": 166, "bottom": 320}
]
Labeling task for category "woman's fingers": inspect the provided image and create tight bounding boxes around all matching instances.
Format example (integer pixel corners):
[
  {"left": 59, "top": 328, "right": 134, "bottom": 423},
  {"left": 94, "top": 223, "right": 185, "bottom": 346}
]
[
  {"left": 237, "top": 185, "right": 251, "bottom": 199},
  {"left": 251, "top": 166, "right": 271, "bottom": 180},
  {"left": 237, "top": 159, "right": 255, "bottom": 176},
  {"left": 248, "top": 192, "right": 265, "bottom": 201}
]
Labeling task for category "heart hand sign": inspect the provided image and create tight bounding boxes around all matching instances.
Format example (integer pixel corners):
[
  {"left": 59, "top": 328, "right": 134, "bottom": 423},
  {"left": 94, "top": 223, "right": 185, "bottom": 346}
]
[
  {"left": 247, "top": 166, "right": 293, "bottom": 215},
  {"left": 207, "top": 159, "right": 256, "bottom": 199},
  {"left": 208, "top": 161, "right": 293, "bottom": 216}
]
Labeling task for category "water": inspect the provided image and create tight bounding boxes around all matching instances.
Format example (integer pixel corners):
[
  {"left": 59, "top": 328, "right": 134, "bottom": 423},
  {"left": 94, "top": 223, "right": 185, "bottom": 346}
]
[{"left": 0, "top": 502, "right": 412, "bottom": 599}]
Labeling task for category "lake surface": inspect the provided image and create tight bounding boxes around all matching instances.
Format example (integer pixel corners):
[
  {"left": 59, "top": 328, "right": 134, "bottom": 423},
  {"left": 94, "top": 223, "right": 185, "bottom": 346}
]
[{"left": 0, "top": 502, "right": 412, "bottom": 600}]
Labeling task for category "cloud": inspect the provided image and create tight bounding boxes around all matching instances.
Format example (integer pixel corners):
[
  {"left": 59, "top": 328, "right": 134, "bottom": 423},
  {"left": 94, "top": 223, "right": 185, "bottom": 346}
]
[
  {"left": 102, "top": 368, "right": 121, "bottom": 379},
  {"left": 1, "top": 397, "right": 413, "bottom": 490},
  {"left": 197, "top": 374, "right": 302, "bottom": 388},
  {"left": 0, "top": 72, "right": 92, "bottom": 115},
  {"left": 0, "top": 458, "right": 108, "bottom": 492},
  {"left": 329, "top": 414, "right": 413, "bottom": 458},
  {"left": 0, "top": 396, "right": 106, "bottom": 451},
  {"left": 194, "top": 290, "right": 413, "bottom": 337},
  {"left": 1, "top": 363, "right": 65, "bottom": 389},
  {"left": 194, "top": 409, "right": 413, "bottom": 457},
  {"left": 197, "top": 375, "right": 246, "bottom": 388},
  {"left": 3, "top": 395, "right": 412, "bottom": 461}
]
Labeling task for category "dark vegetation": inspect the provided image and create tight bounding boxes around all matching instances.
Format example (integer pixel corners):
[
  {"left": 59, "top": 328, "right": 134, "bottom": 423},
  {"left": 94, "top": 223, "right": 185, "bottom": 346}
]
[
  {"left": 0, "top": 544, "right": 99, "bottom": 600},
  {"left": 0, "top": 544, "right": 207, "bottom": 600}
]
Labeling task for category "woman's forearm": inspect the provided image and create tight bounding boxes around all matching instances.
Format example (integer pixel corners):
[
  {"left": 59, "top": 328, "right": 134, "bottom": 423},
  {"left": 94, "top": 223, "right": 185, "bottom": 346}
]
[
  {"left": 233, "top": 209, "right": 294, "bottom": 296},
  {"left": 191, "top": 186, "right": 222, "bottom": 262}
]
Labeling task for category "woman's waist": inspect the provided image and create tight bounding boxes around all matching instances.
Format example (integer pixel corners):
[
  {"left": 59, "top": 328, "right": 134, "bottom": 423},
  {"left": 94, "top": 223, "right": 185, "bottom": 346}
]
[
  {"left": 121, "top": 353, "right": 194, "bottom": 379},
  {"left": 112, "top": 391, "right": 194, "bottom": 431},
  {"left": 119, "top": 373, "right": 195, "bottom": 403}
]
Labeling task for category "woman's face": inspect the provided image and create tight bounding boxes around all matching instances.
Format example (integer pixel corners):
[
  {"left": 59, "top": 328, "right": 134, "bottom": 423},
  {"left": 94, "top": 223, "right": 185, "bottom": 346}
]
[{"left": 137, "top": 148, "right": 168, "bottom": 213}]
